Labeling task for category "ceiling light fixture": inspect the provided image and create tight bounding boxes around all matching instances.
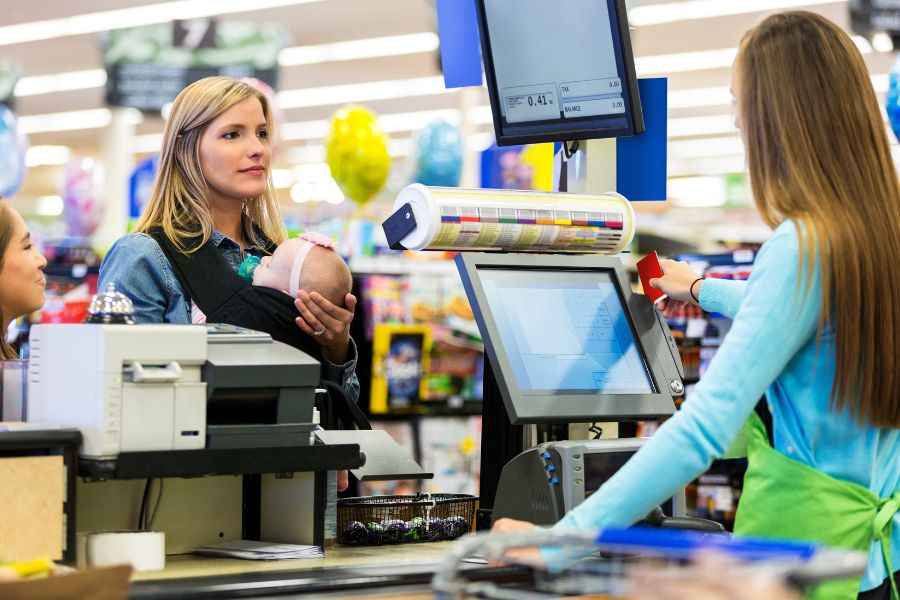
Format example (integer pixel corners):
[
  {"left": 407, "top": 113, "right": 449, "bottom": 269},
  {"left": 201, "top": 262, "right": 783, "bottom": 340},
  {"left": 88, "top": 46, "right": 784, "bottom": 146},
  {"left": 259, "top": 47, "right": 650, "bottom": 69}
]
[
  {"left": 0, "top": 0, "right": 325, "bottom": 47},
  {"left": 277, "top": 76, "right": 454, "bottom": 110},
  {"left": 15, "top": 69, "right": 106, "bottom": 97},
  {"left": 279, "top": 32, "right": 439, "bottom": 66},
  {"left": 628, "top": 0, "right": 846, "bottom": 27}
]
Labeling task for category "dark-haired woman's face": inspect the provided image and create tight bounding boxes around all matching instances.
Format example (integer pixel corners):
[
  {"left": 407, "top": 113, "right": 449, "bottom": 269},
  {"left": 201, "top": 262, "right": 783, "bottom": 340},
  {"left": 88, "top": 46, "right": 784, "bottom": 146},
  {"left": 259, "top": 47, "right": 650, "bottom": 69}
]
[{"left": 0, "top": 209, "right": 47, "bottom": 322}]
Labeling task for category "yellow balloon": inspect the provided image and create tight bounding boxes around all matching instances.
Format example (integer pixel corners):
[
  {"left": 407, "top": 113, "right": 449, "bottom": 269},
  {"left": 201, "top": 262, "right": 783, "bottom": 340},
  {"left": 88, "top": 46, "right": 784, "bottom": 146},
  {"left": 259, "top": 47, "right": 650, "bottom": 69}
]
[
  {"left": 519, "top": 143, "right": 554, "bottom": 192},
  {"left": 325, "top": 105, "right": 391, "bottom": 204}
]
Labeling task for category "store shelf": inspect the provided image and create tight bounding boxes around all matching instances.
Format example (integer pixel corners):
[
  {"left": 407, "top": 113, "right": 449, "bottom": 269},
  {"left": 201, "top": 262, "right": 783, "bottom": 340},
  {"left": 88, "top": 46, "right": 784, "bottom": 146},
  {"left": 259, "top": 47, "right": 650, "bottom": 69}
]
[{"left": 78, "top": 443, "right": 364, "bottom": 480}]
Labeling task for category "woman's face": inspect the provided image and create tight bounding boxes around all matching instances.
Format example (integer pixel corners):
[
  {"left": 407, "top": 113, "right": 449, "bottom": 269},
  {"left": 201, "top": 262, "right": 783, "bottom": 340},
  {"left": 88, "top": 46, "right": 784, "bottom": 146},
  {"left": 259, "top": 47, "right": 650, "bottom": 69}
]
[
  {"left": 199, "top": 97, "right": 270, "bottom": 208},
  {"left": 0, "top": 208, "right": 47, "bottom": 322}
]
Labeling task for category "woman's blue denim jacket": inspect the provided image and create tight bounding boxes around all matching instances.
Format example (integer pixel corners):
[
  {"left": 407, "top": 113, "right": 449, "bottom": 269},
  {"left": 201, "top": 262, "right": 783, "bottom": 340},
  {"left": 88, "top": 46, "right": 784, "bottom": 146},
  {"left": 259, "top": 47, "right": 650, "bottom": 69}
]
[{"left": 98, "top": 231, "right": 360, "bottom": 402}]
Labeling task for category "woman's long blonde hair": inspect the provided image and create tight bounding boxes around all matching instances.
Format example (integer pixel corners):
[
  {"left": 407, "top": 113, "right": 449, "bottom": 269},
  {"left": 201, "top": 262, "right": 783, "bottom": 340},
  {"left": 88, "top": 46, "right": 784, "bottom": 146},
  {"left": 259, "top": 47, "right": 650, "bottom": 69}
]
[
  {"left": 0, "top": 202, "right": 19, "bottom": 359},
  {"left": 135, "top": 77, "right": 286, "bottom": 252},
  {"left": 737, "top": 11, "right": 900, "bottom": 427}
]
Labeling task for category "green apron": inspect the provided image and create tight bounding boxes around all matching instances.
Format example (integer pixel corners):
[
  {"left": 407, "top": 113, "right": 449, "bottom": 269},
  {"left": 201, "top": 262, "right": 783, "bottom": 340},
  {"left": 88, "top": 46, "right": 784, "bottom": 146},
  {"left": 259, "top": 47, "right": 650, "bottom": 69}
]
[{"left": 733, "top": 411, "right": 899, "bottom": 600}]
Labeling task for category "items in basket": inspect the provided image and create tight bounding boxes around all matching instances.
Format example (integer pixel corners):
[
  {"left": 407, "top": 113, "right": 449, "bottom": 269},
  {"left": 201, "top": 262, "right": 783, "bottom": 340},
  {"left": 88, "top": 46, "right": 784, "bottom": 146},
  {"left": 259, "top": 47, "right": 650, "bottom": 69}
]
[{"left": 341, "top": 515, "right": 471, "bottom": 545}]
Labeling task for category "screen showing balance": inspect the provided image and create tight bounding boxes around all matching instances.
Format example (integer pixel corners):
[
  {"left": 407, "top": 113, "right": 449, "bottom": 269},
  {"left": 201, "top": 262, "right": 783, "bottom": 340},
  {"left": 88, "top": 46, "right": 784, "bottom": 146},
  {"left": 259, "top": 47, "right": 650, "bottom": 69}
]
[
  {"left": 478, "top": 268, "right": 653, "bottom": 394},
  {"left": 481, "top": 0, "right": 631, "bottom": 134}
]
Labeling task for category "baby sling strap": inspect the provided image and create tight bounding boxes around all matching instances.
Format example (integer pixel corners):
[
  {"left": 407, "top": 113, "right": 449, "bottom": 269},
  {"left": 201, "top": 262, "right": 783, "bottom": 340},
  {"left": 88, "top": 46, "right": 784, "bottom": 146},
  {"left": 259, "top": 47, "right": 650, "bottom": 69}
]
[{"left": 147, "top": 227, "right": 324, "bottom": 362}]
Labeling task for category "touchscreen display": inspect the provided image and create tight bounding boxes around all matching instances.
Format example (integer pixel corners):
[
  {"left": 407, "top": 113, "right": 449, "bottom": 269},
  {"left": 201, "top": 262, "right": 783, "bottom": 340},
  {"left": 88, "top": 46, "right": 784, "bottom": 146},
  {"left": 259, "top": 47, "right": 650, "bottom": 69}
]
[{"left": 478, "top": 268, "right": 654, "bottom": 395}]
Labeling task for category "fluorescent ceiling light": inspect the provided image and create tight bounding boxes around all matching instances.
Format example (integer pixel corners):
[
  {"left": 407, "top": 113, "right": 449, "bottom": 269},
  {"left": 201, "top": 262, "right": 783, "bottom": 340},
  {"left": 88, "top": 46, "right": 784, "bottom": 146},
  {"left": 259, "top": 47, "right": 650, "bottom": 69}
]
[
  {"left": 277, "top": 76, "right": 453, "bottom": 110},
  {"left": 279, "top": 32, "right": 439, "bottom": 66},
  {"left": 25, "top": 145, "right": 72, "bottom": 167},
  {"left": 872, "top": 32, "right": 895, "bottom": 53},
  {"left": 15, "top": 69, "right": 106, "bottom": 97},
  {"left": 35, "top": 195, "right": 64, "bottom": 216},
  {"left": 0, "top": 0, "right": 325, "bottom": 47},
  {"left": 19, "top": 109, "right": 113, "bottom": 134},
  {"left": 668, "top": 114, "right": 737, "bottom": 138},
  {"left": 635, "top": 48, "right": 738, "bottom": 76},
  {"left": 628, "top": 0, "right": 845, "bottom": 27},
  {"left": 637, "top": 37, "right": 876, "bottom": 78},
  {"left": 667, "top": 176, "right": 727, "bottom": 207},
  {"left": 669, "top": 136, "right": 743, "bottom": 159},
  {"left": 133, "top": 133, "right": 164, "bottom": 154},
  {"left": 668, "top": 86, "right": 732, "bottom": 109},
  {"left": 10, "top": 33, "right": 441, "bottom": 99},
  {"left": 270, "top": 168, "right": 294, "bottom": 189},
  {"left": 281, "top": 108, "right": 465, "bottom": 142},
  {"left": 670, "top": 155, "right": 746, "bottom": 177}
]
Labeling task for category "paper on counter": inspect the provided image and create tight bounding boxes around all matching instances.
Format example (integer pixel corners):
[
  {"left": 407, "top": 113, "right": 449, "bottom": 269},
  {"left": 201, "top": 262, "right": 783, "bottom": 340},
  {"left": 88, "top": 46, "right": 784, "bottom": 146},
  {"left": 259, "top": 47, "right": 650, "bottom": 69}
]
[{"left": 193, "top": 540, "right": 324, "bottom": 560}]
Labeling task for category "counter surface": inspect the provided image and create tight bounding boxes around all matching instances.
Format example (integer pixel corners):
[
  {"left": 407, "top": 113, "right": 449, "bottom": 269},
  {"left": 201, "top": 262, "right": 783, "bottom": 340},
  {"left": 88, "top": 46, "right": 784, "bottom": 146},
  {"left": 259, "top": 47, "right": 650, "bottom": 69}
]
[{"left": 132, "top": 540, "right": 457, "bottom": 581}]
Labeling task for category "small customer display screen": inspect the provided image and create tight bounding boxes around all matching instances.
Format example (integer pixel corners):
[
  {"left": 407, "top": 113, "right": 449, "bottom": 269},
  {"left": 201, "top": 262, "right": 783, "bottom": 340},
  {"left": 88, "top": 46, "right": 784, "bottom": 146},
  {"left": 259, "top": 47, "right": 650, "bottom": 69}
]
[
  {"left": 477, "top": 268, "right": 654, "bottom": 395},
  {"left": 476, "top": 0, "right": 642, "bottom": 144}
]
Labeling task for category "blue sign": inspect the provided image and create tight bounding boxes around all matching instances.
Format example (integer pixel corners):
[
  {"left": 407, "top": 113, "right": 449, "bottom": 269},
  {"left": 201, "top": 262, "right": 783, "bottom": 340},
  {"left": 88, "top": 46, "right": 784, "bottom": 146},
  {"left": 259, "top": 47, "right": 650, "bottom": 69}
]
[{"left": 435, "top": 0, "right": 483, "bottom": 88}]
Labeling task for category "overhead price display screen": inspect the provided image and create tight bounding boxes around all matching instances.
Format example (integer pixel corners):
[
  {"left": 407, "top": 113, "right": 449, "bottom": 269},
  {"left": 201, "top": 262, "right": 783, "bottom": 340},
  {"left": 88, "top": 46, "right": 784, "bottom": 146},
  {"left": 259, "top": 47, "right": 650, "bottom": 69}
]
[{"left": 476, "top": 0, "right": 643, "bottom": 145}]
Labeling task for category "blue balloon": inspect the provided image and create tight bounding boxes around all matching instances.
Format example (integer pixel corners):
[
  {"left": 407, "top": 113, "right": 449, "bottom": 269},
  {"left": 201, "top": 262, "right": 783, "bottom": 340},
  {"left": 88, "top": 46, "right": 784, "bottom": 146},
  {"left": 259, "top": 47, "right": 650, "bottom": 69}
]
[
  {"left": 0, "top": 105, "right": 27, "bottom": 198},
  {"left": 412, "top": 119, "right": 463, "bottom": 187},
  {"left": 887, "top": 55, "right": 900, "bottom": 143}
]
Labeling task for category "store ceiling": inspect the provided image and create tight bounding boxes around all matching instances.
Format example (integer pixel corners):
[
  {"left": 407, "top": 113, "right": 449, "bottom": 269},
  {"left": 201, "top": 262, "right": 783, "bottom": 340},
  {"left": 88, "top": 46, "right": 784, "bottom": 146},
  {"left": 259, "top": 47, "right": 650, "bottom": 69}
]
[{"left": 1, "top": 0, "right": 895, "bottom": 213}]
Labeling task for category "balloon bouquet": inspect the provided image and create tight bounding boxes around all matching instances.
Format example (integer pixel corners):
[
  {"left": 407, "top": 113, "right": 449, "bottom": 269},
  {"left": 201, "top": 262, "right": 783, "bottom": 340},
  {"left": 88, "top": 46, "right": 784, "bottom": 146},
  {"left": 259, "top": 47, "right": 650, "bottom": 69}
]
[
  {"left": 325, "top": 105, "right": 391, "bottom": 205},
  {"left": 60, "top": 157, "right": 103, "bottom": 238},
  {"left": 411, "top": 118, "right": 463, "bottom": 187}
]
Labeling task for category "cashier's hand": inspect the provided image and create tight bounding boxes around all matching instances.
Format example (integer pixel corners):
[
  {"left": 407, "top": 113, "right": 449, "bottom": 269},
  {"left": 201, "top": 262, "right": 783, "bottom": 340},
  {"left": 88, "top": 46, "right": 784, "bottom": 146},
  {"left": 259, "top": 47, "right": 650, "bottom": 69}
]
[
  {"left": 488, "top": 518, "right": 541, "bottom": 566},
  {"left": 650, "top": 259, "right": 704, "bottom": 318},
  {"left": 294, "top": 291, "right": 357, "bottom": 364}
]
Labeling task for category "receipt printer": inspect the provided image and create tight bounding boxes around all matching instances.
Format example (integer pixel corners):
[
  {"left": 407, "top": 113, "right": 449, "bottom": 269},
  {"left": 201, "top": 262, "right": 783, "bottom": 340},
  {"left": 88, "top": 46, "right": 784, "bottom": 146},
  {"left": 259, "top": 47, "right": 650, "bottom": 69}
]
[
  {"left": 27, "top": 323, "right": 321, "bottom": 459},
  {"left": 28, "top": 324, "right": 207, "bottom": 458}
]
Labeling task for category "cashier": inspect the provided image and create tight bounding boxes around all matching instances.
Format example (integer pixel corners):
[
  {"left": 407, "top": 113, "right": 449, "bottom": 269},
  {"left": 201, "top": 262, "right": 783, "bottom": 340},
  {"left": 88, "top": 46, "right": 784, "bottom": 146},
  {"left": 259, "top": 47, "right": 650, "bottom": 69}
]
[
  {"left": 493, "top": 11, "right": 899, "bottom": 599},
  {"left": 0, "top": 203, "right": 47, "bottom": 359},
  {"left": 98, "top": 77, "right": 359, "bottom": 402}
]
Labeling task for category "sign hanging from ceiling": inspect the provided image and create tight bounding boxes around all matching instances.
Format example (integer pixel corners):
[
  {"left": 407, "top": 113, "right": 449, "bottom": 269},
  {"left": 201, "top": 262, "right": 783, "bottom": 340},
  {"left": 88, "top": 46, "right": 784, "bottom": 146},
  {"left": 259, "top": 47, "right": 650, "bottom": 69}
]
[
  {"left": 850, "top": 0, "right": 900, "bottom": 36},
  {"left": 102, "top": 19, "right": 289, "bottom": 113}
]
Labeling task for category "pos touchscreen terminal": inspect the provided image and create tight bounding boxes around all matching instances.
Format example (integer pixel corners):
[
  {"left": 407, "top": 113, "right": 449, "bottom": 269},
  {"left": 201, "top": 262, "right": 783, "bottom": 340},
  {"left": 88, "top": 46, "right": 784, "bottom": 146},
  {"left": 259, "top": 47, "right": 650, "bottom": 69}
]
[
  {"left": 456, "top": 252, "right": 684, "bottom": 424},
  {"left": 456, "top": 252, "right": 687, "bottom": 523}
]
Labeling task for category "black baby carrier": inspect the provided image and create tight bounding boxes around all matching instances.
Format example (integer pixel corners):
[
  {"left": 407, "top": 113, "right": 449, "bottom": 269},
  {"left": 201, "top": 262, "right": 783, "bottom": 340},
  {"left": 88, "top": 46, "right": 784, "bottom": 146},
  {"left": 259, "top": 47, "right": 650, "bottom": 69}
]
[{"left": 149, "top": 228, "right": 369, "bottom": 431}]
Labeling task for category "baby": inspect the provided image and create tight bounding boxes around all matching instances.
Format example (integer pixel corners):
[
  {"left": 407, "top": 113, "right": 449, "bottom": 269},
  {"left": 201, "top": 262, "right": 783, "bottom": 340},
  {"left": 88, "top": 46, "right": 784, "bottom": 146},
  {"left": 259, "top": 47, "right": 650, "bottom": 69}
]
[{"left": 190, "top": 232, "right": 352, "bottom": 324}]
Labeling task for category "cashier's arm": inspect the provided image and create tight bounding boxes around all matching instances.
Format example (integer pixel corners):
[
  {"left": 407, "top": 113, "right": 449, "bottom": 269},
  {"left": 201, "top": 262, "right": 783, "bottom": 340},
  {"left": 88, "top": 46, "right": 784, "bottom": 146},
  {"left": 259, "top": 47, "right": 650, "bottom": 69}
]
[{"left": 553, "top": 224, "right": 818, "bottom": 532}]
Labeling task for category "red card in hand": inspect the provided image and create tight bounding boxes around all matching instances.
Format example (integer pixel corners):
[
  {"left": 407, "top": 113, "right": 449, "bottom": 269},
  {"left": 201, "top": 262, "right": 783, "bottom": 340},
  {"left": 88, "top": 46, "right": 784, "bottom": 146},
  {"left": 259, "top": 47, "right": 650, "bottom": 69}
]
[{"left": 636, "top": 251, "right": 667, "bottom": 305}]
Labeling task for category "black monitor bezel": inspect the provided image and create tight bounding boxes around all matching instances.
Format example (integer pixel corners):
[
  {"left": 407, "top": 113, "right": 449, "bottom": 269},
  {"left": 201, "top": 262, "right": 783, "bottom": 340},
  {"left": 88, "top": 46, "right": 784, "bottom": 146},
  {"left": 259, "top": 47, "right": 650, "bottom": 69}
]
[
  {"left": 474, "top": 0, "right": 645, "bottom": 146},
  {"left": 456, "top": 253, "right": 677, "bottom": 424}
]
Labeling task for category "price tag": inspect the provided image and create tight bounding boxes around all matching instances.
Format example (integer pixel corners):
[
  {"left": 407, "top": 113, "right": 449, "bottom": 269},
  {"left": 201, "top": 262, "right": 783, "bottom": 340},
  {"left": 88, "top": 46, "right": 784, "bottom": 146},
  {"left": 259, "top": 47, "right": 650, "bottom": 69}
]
[{"left": 502, "top": 85, "right": 559, "bottom": 123}]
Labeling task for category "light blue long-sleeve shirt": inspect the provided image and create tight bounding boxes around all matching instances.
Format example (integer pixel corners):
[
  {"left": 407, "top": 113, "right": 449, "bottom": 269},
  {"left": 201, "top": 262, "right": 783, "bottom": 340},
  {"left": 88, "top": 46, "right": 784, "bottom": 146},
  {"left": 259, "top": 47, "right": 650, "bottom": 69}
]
[{"left": 553, "top": 220, "right": 899, "bottom": 591}]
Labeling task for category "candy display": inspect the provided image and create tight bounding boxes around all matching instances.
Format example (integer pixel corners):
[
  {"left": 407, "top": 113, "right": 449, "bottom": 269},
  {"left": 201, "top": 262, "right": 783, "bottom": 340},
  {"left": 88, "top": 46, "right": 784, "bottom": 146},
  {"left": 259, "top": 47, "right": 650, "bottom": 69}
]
[
  {"left": 337, "top": 494, "right": 476, "bottom": 546},
  {"left": 340, "top": 514, "right": 472, "bottom": 546}
]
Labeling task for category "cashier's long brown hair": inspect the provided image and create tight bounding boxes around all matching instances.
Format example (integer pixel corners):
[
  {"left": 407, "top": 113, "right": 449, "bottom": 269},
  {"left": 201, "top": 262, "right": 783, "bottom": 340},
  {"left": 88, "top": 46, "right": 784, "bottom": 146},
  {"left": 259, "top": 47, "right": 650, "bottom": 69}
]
[
  {"left": 736, "top": 11, "right": 900, "bottom": 427},
  {"left": 135, "top": 77, "right": 286, "bottom": 253},
  {"left": 0, "top": 202, "right": 18, "bottom": 360}
]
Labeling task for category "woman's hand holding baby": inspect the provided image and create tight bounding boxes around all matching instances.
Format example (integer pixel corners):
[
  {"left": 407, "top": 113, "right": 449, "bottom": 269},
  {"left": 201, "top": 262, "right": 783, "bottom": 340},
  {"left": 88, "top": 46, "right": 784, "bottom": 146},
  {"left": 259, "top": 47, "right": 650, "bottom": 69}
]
[{"left": 294, "top": 291, "right": 357, "bottom": 364}]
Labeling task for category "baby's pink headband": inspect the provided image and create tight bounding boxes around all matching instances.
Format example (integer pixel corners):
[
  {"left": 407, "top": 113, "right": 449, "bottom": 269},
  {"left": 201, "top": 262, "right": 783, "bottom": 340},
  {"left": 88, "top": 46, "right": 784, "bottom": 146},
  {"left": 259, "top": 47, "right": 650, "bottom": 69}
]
[{"left": 289, "top": 231, "right": 336, "bottom": 299}]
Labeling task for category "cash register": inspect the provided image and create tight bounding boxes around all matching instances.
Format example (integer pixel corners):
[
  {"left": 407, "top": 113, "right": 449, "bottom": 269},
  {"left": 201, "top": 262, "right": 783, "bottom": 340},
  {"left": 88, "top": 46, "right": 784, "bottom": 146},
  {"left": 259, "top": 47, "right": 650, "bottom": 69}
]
[{"left": 454, "top": 252, "right": 689, "bottom": 524}]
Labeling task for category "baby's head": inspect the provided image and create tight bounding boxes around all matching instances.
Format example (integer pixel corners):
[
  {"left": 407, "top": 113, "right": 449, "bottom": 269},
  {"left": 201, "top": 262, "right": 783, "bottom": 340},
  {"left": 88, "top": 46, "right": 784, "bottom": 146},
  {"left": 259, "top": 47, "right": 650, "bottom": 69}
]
[{"left": 252, "top": 232, "right": 352, "bottom": 307}]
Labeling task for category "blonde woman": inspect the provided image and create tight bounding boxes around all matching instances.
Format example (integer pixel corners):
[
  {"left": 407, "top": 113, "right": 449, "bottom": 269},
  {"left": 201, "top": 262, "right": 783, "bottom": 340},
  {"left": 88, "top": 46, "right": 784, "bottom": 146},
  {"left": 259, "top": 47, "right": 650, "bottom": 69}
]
[
  {"left": 99, "top": 77, "right": 359, "bottom": 401},
  {"left": 494, "top": 13, "right": 898, "bottom": 599},
  {"left": 0, "top": 202, "right": 47, "bottom": 359}
]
